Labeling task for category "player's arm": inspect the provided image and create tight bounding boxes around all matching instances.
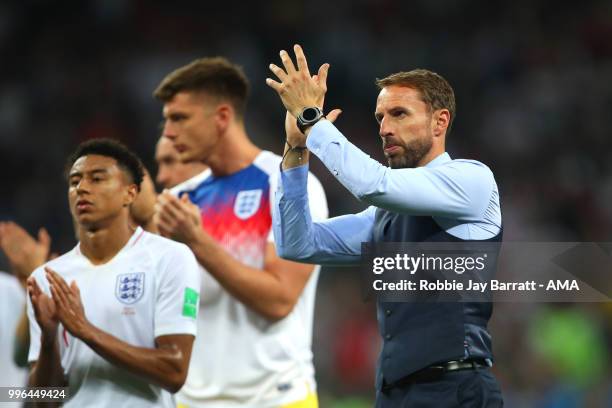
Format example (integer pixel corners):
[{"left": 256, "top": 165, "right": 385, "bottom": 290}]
[
  {"left": 72, "top": 329, "right": 193, "bottom": 394},
  {"left": 156, "top": 187, "right": 339, "bottom": 321},
  {"left": 28, "top": 345, "right": 65, "bottom": 408},
  {"left": 28, "top": 341, "right": 64, "bottom": 389},
  {"left": 192, "top": 236, "right": 314, "bottom": 321},
  {"left": 14, "top": 309, "right": 30, "bottom": 367},
  {"left": 28, "top": 355, "right": 64, "bottom": 408},
  {"left": 155, "top": 192, "right": 314, "bottom": 320},
  {"left": 44, "top": 268, "right": 194, "bottom": 393}
]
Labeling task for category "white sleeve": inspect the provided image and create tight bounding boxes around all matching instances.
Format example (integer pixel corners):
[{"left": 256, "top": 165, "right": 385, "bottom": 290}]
[
  {"left": 154, "top": 244, "right": 201, "bottom": 338},
  {"left": 268, "top": 170, "right": 329, "bottom": 242},
  {"left": 27, "top": 269, "right": 46, "bottom": 363}
]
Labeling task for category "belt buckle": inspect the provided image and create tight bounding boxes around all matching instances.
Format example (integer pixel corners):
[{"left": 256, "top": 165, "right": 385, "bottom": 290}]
[
  {"left": 444, "top": 360, "right": 462, "bottom": 371},
  {"left": 445, "top": 358, "right": 491, "bottom": 372}
]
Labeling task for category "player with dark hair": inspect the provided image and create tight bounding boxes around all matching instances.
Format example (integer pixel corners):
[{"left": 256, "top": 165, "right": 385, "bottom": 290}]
[
  {"left": 26, "top": 138, "right": 201, "bottom": 407},
  {"left": 64, "top": 139, "right": 145, "bottom": 190}
]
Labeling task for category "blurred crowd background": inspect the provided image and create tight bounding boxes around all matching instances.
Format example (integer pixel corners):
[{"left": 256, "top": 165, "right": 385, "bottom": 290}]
[{"left": 0, "top": 0, "right": 611, "bottom": 406}]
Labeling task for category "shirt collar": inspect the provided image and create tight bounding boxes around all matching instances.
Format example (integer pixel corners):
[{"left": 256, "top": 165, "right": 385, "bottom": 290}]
[
  {"left": 169, "top": 168, "right": 211, "bottom": 196},
  {"left": 75, "top": 226, "right": 144, "bottom": 259},
  {"left": 425, "top": 152, "right": 451, "bottom": 168}
]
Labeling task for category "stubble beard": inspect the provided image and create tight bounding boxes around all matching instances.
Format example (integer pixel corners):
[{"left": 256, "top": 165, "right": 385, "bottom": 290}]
[{"left": 388, "top": 134, "right": 433, "bottom": 169}]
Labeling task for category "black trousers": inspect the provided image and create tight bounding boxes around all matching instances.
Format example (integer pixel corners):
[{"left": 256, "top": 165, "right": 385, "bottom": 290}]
[{"left": 375, "top": 368, "right": 503, "bottom": 408}]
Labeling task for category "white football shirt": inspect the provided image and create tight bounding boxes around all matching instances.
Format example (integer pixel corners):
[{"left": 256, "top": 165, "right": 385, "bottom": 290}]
[
  {"left": 173, "top": 151, "right": 328, "bottom": 407},
  {"left": 0, "top": 272, "right": 28, "bottom": 408},
  {"left": 27, "top": 227, "right": 201, "bottom": 408}
]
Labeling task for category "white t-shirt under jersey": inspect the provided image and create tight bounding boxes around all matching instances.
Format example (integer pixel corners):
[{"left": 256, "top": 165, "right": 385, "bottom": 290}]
[
  {"left": 27, "top": 227, "right": 201, "bottom": 408},
  {"left": 172, "top": 151, "right": 328, "bottom": 408}
]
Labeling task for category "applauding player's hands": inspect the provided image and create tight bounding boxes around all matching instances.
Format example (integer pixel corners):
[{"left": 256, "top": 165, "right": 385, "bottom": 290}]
[
  {"left": 0, "top": 221, "right": 52, "bottom": 282},
  {"left": 155, "top": 191, "right": 202, "bottom": 244},
  {"left": 27, "top": 275, "right": 59, "bottom": 341},
  {"left": 45, "top": 267, "right": 90, "bottom": 339}
]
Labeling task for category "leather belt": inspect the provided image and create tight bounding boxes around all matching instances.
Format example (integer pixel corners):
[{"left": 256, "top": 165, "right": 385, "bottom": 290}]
[{"left": 381, "top": 358, "right": 491, "bottom": 394}]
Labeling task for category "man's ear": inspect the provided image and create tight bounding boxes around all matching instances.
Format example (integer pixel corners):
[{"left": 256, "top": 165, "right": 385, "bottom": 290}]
[
  {"left": 124, "top": 184, "right": 138, "bottom": 207},
  {"left": 215, "top": 104, "right": 233, "bottom": 133},
  {"left": 432, "top": 109, "right": 450, "bottom": 137}
]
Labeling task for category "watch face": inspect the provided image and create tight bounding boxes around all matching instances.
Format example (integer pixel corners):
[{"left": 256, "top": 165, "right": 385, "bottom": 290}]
[
  {"left": 297, "top": 107, "right": 323, "bottom": 133},
  {"left": 303, "top": 107, "right": 319, "bottom": 121}
]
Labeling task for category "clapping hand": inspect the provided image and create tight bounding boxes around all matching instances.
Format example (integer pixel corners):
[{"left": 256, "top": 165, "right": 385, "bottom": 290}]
[
  {"left": 0, "top": 221, "right": 52, "bottom": 282},
  {"left": 45, "top": 267, "right": 90, "bottom": 339},
  {"left": 155, "top": 192, "right": 202, "bottom": 244},
  {"left": 267, "top": 44, "right": 342, "bottom": 145},
  {"left": 27, "top": 275, "right": 59, "bottom": 341},
  {"left": 266, "top": 44, "right": 329, "bottom": 118}
]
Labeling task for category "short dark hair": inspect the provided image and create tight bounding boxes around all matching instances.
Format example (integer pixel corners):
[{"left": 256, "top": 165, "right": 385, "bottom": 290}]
[
  {"left": 65, "top": 138, "right": 144, "bottom": 191},
  {"left": 376, "top": 69, "right": 456, "bottom": 134},
  {"left": 153, "top": 57, "right": 250, "bottom": 119}
]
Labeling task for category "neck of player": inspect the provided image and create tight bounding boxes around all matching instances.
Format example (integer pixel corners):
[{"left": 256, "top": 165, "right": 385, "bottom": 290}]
[
  {"left": 206, "top": 123, "right": 261, "bottom": 177},
  {"left": 79, "top": 213, "right": 135, "bottom": 265}
]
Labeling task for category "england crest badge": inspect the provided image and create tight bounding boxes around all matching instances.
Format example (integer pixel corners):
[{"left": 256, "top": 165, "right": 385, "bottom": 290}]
[
  {"left": 234, "top": 189, "right": 263, "bottom": 220},
  {"left": 115, "top": 273, "right": 145, "bottom": 304}
]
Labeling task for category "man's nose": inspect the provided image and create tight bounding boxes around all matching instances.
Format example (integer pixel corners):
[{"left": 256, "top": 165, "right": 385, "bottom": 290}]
[
  {"left": 163, "top": 122, "right": 177, "bottom": 140},
  {"left": 379, "top": 117, "right": 392, "bottom": 138},
  {"left": 156, "top": 169, "right": 169, "bottom": 188},
  {"left": 75, "top": 178, "right": 90, "bottom": 193}
]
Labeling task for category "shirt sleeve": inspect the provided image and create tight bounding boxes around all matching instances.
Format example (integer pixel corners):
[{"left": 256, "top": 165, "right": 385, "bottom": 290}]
[
  {"left": 27, "top": 269, "right": 46, "bottom": 363},
  {"left": 273, "top": 164, "right": 376, "bottom": 265},
  {"left": 306, "top": 120, "right": 495, "bottom": 221},
  {"left": 267, "top": 167, "right": 329, "bottom": 242},
  {"left": 154, "top": 244, "right": 202, "bottom": 338}
]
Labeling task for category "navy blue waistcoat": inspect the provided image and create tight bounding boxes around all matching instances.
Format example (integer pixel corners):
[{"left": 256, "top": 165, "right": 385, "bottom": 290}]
[{"left": 372, "top": 208, "right": 502, "bottom": 388}]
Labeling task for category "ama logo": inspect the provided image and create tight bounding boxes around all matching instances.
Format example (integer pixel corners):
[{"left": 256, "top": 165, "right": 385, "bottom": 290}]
[{"left": 115, "top": 273, "right": 145, "bottom": 304}]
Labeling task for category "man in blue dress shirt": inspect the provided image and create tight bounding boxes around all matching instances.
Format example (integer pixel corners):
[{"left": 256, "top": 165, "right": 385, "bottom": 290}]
[{"left": 266, "top": 45, "right": 504, "bottom": 407}]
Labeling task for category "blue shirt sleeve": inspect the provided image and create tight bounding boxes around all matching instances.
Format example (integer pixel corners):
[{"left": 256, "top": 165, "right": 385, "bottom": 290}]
[
  {"left": 306, "top": 120, "right": 496, "bottom": 222},
  {"left": 273, "top": 164, "right": 375, "bottom": 266}
]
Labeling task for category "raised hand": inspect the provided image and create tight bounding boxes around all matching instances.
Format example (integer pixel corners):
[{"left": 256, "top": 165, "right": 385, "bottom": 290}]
[
  {"left": 0, "top": 221, "right": 51, "bottom": 281},
  {"left": 283, "top": 70, "right": 343, "bottom": 146},
  {"left": 27, "top": 276, "right": 59, "bottom": 339},
  {"left": 266, "top": 44, "right": 330, "bottom": 118},
  {"left": 155, "top": 191, "right": 202, "bottom": 244},
  {"left": 45, "top": 267, "right": 90, "bottom": 339}
]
